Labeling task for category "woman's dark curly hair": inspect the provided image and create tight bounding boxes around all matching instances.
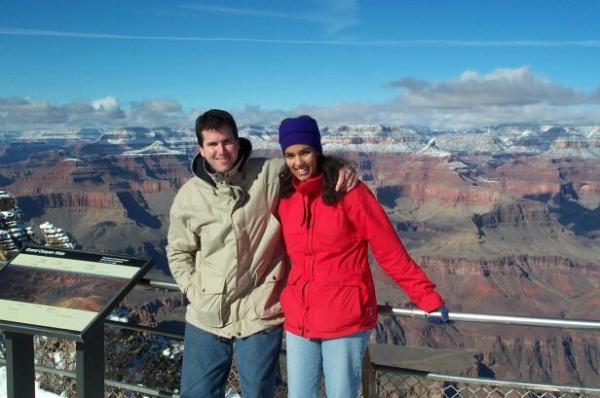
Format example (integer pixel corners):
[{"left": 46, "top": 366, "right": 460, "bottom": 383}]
[{"left": 279, "top": 155, "right": 351, "bottom": 205}]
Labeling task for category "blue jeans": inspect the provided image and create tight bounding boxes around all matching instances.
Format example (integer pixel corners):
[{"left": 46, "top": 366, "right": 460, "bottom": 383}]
[
  {"left": 180, "top": 323, "right": 283, "bottom": 398},
  {"left": 285, "top": 330, "right": 371, "bottom": 398}
]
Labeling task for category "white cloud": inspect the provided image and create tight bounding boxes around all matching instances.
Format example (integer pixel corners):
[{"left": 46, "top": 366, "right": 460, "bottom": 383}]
[
  {"left": 131, "top": 99, "right": 182, "bottom": 114},
  {"left": 179, "top": 5, "right": 311, "bottom": 22},
  {"left": 2, "top": 67, "right": 600, "bottom": 131},
  {"left": 0, "top": 97, "right": 125, "bottom": 129},
  {"left": 269, "top": 67, "right": 600, "bottom": 129},
  {"left": 3, "top": 28, "right": 600, "bottom": 47},
  {"left": 0, "top": 97, "right": 68, "bottom": 125},
  {"left": 389, "top": 66, "right": 588, "bottom": 108},
  {"left": 305, "top": 0, "right": 359, "bottom": 34},
  {"left": 180, "top": 0, "right": 359, "bottom": 34},
  {"left": 232, "top": 105, "right": 287, "bottom": 127},
  {"left": 128, "top": 99, "right": 185, "bottom": 126},
  {"left": 91, "top": 96, "right": 120, "bottom": 111}
]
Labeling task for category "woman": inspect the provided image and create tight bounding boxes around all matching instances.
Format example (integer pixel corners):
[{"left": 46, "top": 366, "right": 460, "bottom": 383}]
[{"left": 277, "top": 115, "right": 449, "bottom": 398}]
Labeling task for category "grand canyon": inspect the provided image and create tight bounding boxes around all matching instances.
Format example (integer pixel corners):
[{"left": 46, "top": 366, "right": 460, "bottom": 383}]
[{"left": 1, "top": 124, "right": 599, "bottom": 386}]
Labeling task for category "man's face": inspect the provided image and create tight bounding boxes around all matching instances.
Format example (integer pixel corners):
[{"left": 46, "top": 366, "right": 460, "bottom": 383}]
[{"left": 199, "top": 127, "right": 240, "bottom": 173}]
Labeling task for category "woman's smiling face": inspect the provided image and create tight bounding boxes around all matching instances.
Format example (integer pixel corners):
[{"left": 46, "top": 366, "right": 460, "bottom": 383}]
[{"left": 283, "top": 144, "right": 319, "bottom": 181}]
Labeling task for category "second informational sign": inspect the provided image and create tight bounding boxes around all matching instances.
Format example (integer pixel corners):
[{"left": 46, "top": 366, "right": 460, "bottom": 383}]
[{"left": 0, "top": 245, "right": 151, "bottom": 340}]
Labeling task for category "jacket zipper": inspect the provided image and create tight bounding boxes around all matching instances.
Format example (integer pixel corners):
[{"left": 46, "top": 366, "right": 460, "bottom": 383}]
[{"left": 301, "top": 194, "right": 317, "bottom": 337}]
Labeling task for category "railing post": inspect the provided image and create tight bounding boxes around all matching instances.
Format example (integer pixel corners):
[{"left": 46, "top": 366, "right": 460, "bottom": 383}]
[
  {"left": 362, "top": 346, "right": 377, "bottom": 398},
  {"left": 76, "top": 322, "right": 105, "bottom": 398},
  {"left": 5, "top": 331, "right": 35, "bottom": 398}
]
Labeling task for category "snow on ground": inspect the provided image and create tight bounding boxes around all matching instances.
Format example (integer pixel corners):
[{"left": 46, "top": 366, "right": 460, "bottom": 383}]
[
  {"left": 225, "top": 389, "right": 241, "bottom": 398},
  {"left": 0, "top": 366, "right": 241, "bottom": 397},
  {"left": 0, "top": 367, "right": 63, "bottom": 398}
]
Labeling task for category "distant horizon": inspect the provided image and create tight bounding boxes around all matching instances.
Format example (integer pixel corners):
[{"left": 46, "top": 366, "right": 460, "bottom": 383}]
[
  {"left": 4, "top": 120, "right": 600, "bottom": 135},
  {"left": 2, "top": 1, "right": 600, "bottom": 130}
]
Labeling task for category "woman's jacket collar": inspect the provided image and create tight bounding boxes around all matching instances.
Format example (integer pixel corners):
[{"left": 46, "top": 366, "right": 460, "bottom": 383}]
[{"left": 293, "top": 174, "right": 323, "bottom": 197}]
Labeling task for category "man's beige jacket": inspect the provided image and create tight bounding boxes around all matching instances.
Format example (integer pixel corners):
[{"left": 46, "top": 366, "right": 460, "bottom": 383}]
[{"left": 167, "top": 138, "right": 287, "bottom": 338}]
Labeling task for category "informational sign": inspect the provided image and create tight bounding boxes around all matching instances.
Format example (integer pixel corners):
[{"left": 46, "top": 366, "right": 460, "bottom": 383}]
[{"left": 0, "top": 245, "right": 151, "bottom": 340}]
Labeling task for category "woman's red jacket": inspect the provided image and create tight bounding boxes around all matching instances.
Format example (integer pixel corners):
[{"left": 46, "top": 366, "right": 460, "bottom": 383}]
[{"left": 277, "top": 175, "right": 444, "bottom": 339}]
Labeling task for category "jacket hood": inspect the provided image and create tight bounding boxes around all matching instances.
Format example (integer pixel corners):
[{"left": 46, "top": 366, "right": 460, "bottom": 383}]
[{"left": 191, "top": 137, "right": 252, "bottom": 186}]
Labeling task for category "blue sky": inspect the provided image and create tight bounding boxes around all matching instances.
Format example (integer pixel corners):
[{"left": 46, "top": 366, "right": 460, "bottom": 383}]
[{"left": 2, "top": 0, "right": 600, "bottom": 129}]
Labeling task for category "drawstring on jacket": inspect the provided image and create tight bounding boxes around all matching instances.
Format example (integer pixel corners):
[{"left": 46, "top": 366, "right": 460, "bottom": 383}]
[
  {"left": 294, "top": 175, "right": 322, "bottom": 229},
  {"left": 301, "top": 194, "right": 310, "bottom": 228}
]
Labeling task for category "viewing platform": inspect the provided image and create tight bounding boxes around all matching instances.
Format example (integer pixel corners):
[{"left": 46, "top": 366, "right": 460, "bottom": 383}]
[{"left": 2, "top": 278, "right": 600, "bottom": 398}]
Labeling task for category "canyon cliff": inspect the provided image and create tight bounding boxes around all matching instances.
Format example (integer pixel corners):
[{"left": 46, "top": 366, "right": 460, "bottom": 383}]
[{"left": 1, "top": 125, "right": 599, "bottom": 386}]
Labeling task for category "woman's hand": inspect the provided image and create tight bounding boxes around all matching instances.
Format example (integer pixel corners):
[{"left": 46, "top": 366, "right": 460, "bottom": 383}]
[{"left": 426, "top": 305, "right": 450, "bottom": 325}]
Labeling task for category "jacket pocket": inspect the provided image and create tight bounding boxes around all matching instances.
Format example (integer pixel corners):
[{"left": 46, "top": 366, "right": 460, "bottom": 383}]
[
  {"left": 308, "top": 283, "right": 363, "bottom": 333},
  {"left": 187, "top": 273, "right": 227, "bottom": 327},
  {"left": 250, "top": 267, "right": 285, "bottom": 320}
]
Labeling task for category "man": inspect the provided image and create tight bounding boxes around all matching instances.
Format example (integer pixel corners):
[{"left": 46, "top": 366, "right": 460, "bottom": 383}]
[{"left": 167, "top": 109, "right": 355, "bottom": 398}]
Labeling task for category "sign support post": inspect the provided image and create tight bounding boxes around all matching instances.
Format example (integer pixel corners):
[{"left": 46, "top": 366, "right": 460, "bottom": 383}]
[
  {"left": 76, "top": 321, "right": 105, "bottom": 398},
  {"left": 5, "top": 331, "right": 35, "bottom": 398},
  {"left": 0, "top": 245, "right": 151, "bottom": 398}
]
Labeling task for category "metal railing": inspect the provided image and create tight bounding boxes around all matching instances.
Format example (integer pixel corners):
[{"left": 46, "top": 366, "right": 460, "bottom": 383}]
[
  {"left": 370, "top": 371, "right": 600, "bottom": 398},
  {"left": 385, "top": 307, "right": 600, "bottom": 330},
  {"left": 1, "top": 277, "right": 600, "bottom": 397},
  {"left": 371, "top": 307, "right": 600, "bottom": 398}
]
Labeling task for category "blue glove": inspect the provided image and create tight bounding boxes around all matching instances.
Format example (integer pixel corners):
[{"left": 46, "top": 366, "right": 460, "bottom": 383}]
[{"left": 426, "top": 305, "right": 449, "bottom": 325}]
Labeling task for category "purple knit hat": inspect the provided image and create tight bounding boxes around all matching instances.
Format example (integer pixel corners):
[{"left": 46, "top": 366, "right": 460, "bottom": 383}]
[{"left": 278, "top": 115, "right": 322, "bottom": 153}]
